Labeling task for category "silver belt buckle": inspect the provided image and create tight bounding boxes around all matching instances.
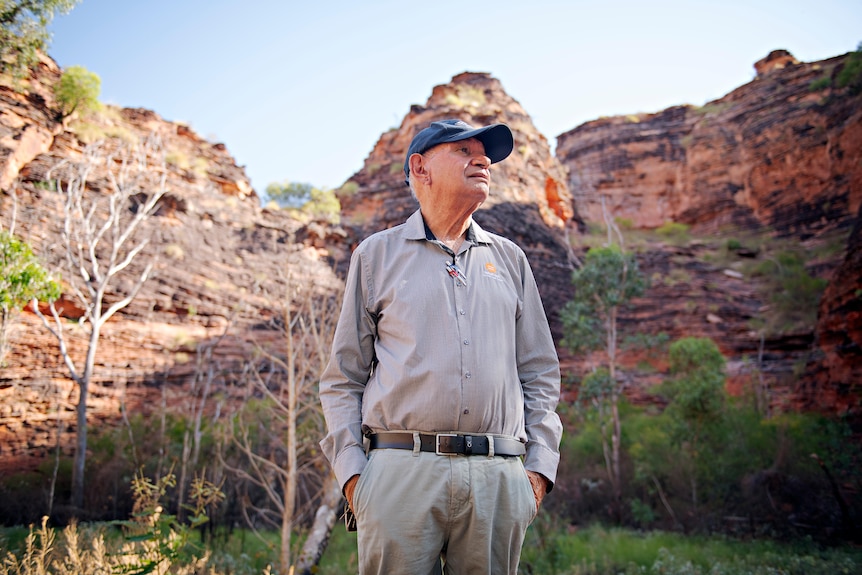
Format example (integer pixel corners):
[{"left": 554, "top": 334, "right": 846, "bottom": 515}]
[{"left": 435, "top": 433, "right": 458, "bottom": 455}]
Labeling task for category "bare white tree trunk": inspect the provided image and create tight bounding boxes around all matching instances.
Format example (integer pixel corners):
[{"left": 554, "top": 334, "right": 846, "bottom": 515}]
[{"left": 32, "top": 138, "right": 167, "bottom": 510}]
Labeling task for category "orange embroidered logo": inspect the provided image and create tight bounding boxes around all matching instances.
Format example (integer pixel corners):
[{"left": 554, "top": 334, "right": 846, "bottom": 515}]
[{"left": 485, "top": 262, "right": 497, "bottom": 274}]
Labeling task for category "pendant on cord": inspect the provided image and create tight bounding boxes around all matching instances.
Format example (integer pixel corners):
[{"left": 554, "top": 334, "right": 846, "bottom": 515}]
[{"left": 445, "top": 261, "right": 467, "bottom": 287}]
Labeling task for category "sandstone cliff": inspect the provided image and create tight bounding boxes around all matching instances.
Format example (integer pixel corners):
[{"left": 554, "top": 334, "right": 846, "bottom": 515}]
[
  {"left": 2, "top": 48, "right": 860, "bottom": 480},
  {"left": 0, "top": 55, "right": 341, "bottom": 473},
  {"left": 555, "top": 50, "right": 862, "bottom": 419},
  {"left": 556, "top": 50, "right": 862, "bottom": 235}
]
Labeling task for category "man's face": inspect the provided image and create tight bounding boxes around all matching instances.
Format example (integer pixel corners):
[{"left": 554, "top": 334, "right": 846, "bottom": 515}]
[{"left": 422, "top": 137, "right": 492, "bottom": 206}]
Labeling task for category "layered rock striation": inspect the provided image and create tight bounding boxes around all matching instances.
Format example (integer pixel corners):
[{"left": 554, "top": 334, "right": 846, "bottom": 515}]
[
  {"left": 0, "top": 55, "right": 341, "bottom": 473},
  {"left": 557, "top": 50, "right": 862, "bottom": 236},
  {"left": 556, "top": 50, "right": 862, "bottom": 419}
]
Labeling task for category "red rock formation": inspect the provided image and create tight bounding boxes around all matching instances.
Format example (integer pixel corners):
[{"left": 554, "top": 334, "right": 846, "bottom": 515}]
[
  {"left": 754, "top": 49, "right": 800, "bottom": 76},
  {"left": 0, "top": 56, "right": 341, "bottom": 474},
  {"left": 555, "top": 50, "right": 862, "bottom": 419},
  {"left": 798, "top": 202, "right": 862, "bottom": 416},
  {"left": 556, "top": 51, "right": 862, "bottom": 236}
]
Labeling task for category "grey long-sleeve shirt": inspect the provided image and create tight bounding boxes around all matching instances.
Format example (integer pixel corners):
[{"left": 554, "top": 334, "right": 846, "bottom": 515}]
[{"left": 319, "top": 209, "right": 562, "bottom": 490}]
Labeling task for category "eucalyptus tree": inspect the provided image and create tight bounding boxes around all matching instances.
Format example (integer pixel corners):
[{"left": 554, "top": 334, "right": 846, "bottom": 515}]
[{"left": 561, "top": 241, "right": 645, "bottom": 513}]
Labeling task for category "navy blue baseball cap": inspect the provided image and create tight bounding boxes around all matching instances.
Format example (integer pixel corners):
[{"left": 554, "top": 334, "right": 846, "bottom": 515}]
[{"left": 403, "top": 119, "right": 514, "bottom": 183}]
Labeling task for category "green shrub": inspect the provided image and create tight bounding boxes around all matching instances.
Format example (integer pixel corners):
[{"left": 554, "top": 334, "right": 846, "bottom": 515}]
[
  {"left": 655, "top": 222, "right": 690, "bottom": 242},
  {"left": 337, "top": 181, "right": 359, "bottom": 197},
  {"left": 54, "top": 65, "right": 101, "bottom": 119},
  {"left": 0, "top": 231, "right": 60, "bottom": 366},
  {"left": 749, "top": 250, "right": 827, "bottom": 333},
  {"left": 837, "top": 41, "right": 862, "bottom": 94},
  {"left": 725, "top": 238, "right": 742, "bottom": 250}
]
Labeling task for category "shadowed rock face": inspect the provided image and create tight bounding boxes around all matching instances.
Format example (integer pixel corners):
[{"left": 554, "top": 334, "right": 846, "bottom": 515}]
[{"left": 799, "top": 202, "right": 862, "bottom": 417}]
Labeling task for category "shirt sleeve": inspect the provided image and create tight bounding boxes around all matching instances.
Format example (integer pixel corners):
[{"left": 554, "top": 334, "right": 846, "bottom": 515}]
[
  {"left": 516, "top": 251, "right": 563, "bottom": 489},
  {"left": 318, "top": 246, "right": 377, "bottom": 490}
]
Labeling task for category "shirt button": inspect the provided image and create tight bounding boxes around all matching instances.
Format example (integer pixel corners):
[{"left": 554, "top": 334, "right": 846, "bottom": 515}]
[
  {"left": 463, "top": 409, "right": 470, "bottom": 415},
  {"left": 463, "top": 339, "right": 469, "bottom": 345},
  {"left": 459, "top": 309, "right": 466, "bottom": 315},
  {"left": 465, "top": 372, "right": 472, "bottom": 379}
]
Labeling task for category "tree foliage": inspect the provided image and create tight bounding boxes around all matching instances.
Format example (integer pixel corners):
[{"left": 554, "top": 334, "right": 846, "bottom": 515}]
[
  {"left": 561, "top": 243, "right": 646, "bottom": 516},
  {"left": 0, "top": 0, "right": 80, "bottom": 81},
  {"left": 0, "top": 229, "right": 59, "bottom": 364},
  {"left": 265, "top": 181, "right": 313, "bottom": 208},
  {"left": 54, "top": 64, "right": 100, "bottom": 119},
  {"left": 837, "top": 41, "right": 862, "bottom": 95},
  {"left": 264, "top": 180, "right": 340, "bottom": 223},
  {"left": 665, "top": 336, "right": 726, "bottom": 423},
  {"left": 661, "top": 337, "right": 727, "bottom": 506},
  {"left": 561, "top": 245, "right": 645, "bottom": 354}
]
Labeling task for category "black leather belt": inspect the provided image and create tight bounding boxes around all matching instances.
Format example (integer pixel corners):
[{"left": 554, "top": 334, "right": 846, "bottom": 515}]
[{"left": 368, "top": 432, "right": 525, "bottom": 457}]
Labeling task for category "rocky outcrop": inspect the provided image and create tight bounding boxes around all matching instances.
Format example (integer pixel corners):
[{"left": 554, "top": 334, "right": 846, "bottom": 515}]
[
  {"left": 337, "top": 72, "right": 582, "bottom": 333},
  {"left": 556, "top": 51, "right": 862, "bottom": 236},
  {"left": 555, "top": 51, "right": 862, "bottom": 419},
  {"left": 798, "top": 202, "right": 862, "bottom": 415},
  {"left": 2, "top": 48, "right": 860, "bottom": 478},
  {"left": 0, "top": 56, "right": 341, "bottom": 473}
]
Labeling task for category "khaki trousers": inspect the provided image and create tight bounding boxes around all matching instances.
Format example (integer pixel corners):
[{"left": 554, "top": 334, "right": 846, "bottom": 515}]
[{"left": 352, "top": 448, "right": 537, "bottom": 575}]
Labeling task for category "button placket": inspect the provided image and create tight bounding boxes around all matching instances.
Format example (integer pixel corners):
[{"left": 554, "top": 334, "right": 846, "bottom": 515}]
[{"left": 452, "top": 254, "right": 473, "bottom": 423}]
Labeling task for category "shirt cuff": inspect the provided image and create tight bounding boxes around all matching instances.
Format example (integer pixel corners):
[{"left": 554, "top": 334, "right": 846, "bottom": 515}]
[
  {"left": 524, "top": 442, "right": 560, "bottom": 491},
  {"left": 333, "top": 444, "right": 369, "bottom": 491}
]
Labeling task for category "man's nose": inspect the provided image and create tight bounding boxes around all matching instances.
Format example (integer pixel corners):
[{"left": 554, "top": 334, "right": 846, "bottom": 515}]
[{"left": 472, "top": 153, "right": 491, "bottom": 168}]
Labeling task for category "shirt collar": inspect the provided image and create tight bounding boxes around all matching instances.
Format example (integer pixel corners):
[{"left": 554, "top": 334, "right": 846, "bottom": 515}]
[{"left": 405, "top": 209, "right": 491, "bottom": 245}]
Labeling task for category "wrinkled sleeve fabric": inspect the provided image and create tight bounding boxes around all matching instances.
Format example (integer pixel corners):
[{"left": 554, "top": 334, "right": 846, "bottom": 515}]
[
  {"left": 318, "top": 246, "right": 377, "bottom": 490},
  {"left": 516, "top": 251, "right": 563, "bottom": 489}
]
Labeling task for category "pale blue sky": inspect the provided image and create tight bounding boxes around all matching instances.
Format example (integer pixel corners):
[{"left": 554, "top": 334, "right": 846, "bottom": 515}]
[{"left": 49, "top": 0, "right": 861, "bottom": 194}]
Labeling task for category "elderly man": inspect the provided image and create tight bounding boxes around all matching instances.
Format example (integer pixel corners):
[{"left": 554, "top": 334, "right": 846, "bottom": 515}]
[{"left": 319, "top": 119, "right": 562, "bottom": 574}]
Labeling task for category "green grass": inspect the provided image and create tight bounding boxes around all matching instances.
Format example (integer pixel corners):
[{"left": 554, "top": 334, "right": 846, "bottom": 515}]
[
  {"left": 4, "top": 521, "right": 858, "bottom": 575},
  {"left": 516, "top": 522, "right": 861, "bottom": 574},
  {"left": 311, "top": 522, "right": 862, "bottom": 575},
  {"left": 316, "top": 526, "right": 359, "bottom": 574}
]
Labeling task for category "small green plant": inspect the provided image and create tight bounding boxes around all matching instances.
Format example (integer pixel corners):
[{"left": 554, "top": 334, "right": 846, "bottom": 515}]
[
  {"left": 67, "top": 118, "right": 105, "bottom": 143},
  {"left": 655, "top": 222, "right": 690, "bottom": 244},
  {"left": 809, "top": 75, "right": 832, "bottom": 92},
  {"left": 164, "top": 243, "right": 185, "bottom": 260},
  {"left": 166, "top": 150, "right": 191, "bottom": 170},
  {"left": 725, "top": 238, "right": 742, "bottom": 250},
  {"left": 113, "top": 471, "right": 225, "bottom": 574},
  {"left": 836, "top": 41, "right": 862, "bottom": 94},
  {"left": 0, "top": 231, "right": 60, "bottom": 365},
  {"left": 54, "top": 65, "right": 101, "bottom": 120},
  {"left": 615, "top": 217, "right": 635, "bottom": 230},
  {"left": 336, "top": 181, "right": 359, "bottom": 197}
]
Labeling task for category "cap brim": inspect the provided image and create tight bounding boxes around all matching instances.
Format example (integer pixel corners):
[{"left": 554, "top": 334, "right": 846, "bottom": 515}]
[{"left": 440, "top": 123, "right": 514, "bottom": 164}]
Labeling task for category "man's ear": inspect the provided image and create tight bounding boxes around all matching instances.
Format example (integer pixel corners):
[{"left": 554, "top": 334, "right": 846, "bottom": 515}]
[{"left": 408, "top": 153, "right": 431, "bottom": 184}]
